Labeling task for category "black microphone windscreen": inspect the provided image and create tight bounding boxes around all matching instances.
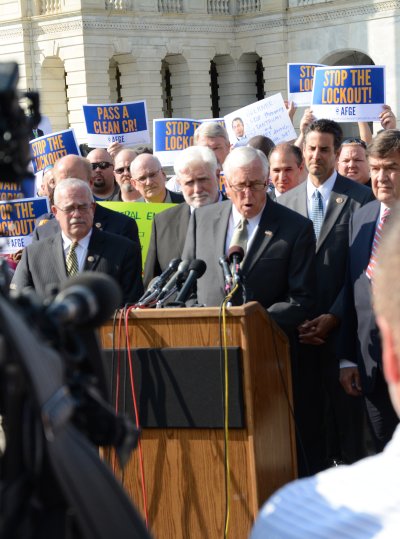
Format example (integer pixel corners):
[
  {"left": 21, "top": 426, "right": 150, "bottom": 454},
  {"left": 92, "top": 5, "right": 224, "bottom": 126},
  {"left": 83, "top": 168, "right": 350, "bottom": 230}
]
[
  {"left": 57, "top": 272, "right": 122, "bottom": 326},
  {"left": 188, "top": 259, "right": 207, "bottom": 278},
  {"left": 228, "top": 245, "right": 244, "bottom": 263}
]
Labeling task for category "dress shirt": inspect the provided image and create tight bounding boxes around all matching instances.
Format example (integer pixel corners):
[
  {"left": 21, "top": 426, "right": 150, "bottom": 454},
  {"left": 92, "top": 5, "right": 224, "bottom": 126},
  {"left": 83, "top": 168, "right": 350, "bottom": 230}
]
[
  {"left": 251, "top": 423, "right": 400, "bottom": 538},
  {"left": 225, "top": 203, "right": 264, "bottom": 256},
  {"left": 306, "top": 170, "right": 337, "bottom": 217},
  {"left": 62, "top": 230, "right": 92, "bottom": 272}
]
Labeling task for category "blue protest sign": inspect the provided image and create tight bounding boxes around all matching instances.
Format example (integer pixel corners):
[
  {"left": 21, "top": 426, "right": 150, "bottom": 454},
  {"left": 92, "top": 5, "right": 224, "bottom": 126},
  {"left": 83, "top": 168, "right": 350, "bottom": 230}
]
[
  {"left": 83, "top": 101, "right": 150, "bottom": 147},
  {"left": 30, "top": 129, "right": 80, "bottom": 174},
  {"left": 0, "top": 197, "right": 49, "bottom": 253},
  {"left": 153, "top": 119, "right": 201, "bottom": 166},
  {"left": 287, "top": 63, "right": 325, "bottom": 106},
  {"left": 311, "top": 65, "right": 385, "bottom": 122}
]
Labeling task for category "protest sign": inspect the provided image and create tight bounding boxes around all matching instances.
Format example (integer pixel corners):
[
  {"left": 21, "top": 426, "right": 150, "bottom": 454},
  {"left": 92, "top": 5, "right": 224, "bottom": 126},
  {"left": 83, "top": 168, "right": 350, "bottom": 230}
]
[
  {"left": 287, "top": 63, "right": 325, "bottom": 106},
  {"left": 83, "top": 101, "right": 150, "bottom": 148},
  {"left": 30, "top": 129, "right": 80, "bottom": 174},
  {"left": 153, "top": 119, "right": 201, "bottom": 167},
  {"left": 0, "top": 197, "right": 49, "bottom": 254},
  {"left": 0, "top": 178, "right": 35, "bottom": 201},
  {"left": 311, "top": 65, "right": 385, "bottom": 122},
  {"left": 224, "top": 94, "right": 297, "bottom": 147},
  {"left": 99, "top": 201, "right": 176, "bottom": 268}
]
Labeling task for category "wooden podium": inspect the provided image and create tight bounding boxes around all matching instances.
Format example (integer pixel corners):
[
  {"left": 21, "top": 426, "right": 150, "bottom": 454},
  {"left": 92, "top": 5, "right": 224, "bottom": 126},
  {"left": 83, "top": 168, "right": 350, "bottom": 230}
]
[{"left": 100, "top": 302, "right": 296, "bottom": 539}]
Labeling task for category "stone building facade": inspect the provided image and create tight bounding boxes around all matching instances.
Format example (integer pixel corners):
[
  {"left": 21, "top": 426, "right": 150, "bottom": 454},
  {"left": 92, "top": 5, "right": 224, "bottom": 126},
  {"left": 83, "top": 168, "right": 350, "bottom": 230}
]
[{"left": 0, "top": 0, "right": 397, "bottom": 143}]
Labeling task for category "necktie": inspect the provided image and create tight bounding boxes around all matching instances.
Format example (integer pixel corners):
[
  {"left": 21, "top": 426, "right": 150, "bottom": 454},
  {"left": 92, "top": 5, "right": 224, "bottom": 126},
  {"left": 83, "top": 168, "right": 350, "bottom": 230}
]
[
  {"left": 230, "top": 217, "right": 249, "bottom": 255},
  {"left": 66, "top": 241, "right": 79, "bottom": 276},
  {"left": 365, "top": 208, "right": 391, "bottom": 280},
  {"left": 310, "top": 189, "right": 324, "bottom": 240}
]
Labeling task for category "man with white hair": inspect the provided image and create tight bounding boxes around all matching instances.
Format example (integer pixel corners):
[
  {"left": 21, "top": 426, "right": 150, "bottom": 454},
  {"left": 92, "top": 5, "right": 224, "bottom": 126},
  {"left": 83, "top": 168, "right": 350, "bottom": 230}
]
[
  {"left": 182, "top": 146, "right": 316, "bottom": 334},
  {"left": 144, "top": 145, "right": 222, "bottom": 287},
  {"left": 11, "top": 178, "right": 143, "bottom": 305}
]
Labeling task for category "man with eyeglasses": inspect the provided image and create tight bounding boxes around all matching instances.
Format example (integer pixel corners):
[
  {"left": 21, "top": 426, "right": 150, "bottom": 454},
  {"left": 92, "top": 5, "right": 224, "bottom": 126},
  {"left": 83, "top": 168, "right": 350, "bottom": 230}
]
[
  {"left": 11, "top": 178, "right": 143, "bottom": 305},
  {"left": 182, "top": 145, "right": 316, "bottom": 332},
  {"left": 87, "top": 148, "right": 120, "bottom": 201},
  {"left": 278, "top": 119, "right": 374, "bottom": 475},
  {"left": 337, "top": 138, "right": 372, "bottom": 187},
  {"left": 113, "top": 148, "right": 142, "bottom": 202},
  {"left": 130, "top": 154, "right": 184, "bottom": 203}
]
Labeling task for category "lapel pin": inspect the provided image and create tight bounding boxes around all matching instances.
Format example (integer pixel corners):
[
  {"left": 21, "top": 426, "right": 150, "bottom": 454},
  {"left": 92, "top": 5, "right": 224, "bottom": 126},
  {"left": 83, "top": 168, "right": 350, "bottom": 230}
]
[
  {"left": 336, "top": 197, "right": 344, "bottom": 204},
  {"left": 95, "top": 222, "right": 102, "bottom": 228},
  {"left": 265, "top": 230, "right": 273, "bottom": 237},
  {"left": 87, "top": 256, "right": 95, "bottom": 263}
]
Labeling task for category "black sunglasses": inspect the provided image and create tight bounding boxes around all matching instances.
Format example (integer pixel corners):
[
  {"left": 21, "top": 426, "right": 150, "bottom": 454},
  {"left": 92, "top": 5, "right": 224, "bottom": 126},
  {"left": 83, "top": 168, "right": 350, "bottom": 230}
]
[
  {"left": 115, "top": 166, "right": 131, "bottom": 175},
  {"left": 342, "top": 138, "right": 367, "bottom": 149},
  {"left": 91, "top": 161, "right": 113, "bottom": 170}
]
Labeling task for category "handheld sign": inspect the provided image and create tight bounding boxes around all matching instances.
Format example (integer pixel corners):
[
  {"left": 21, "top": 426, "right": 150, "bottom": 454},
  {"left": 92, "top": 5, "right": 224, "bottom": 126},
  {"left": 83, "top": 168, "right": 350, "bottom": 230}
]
[
  {"left": 0, "top": 196, "right": 49, "bottom": 254},
  {"left": 287, "top": 63, "right": 325, "bottom": 107},
  {"left": 30, "top": 129, "right": 80, "bottom": 174},
  {"left": 311, "top": 65, "right": 385, "bottom": 122},
  {"left": 224, "top": 93, "right": 297, "bottom": 147},
  {"left": 0, "top": 179, "right": 35, "bottom": 201},
  {"left": 153, "top": 119, "right": 201, "bottom": 167},
  {"left": 99, "top": 201, "right": 176, "bottom": 268},
  {"left": 83, "top": 101, "right": 150, "bottom": 148}
]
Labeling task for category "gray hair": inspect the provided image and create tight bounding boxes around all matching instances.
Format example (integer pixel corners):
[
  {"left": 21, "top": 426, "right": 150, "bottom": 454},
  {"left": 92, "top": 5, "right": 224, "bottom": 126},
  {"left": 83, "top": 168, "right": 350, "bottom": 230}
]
[
  {"left": 193, "top": 122, "right": 230, "bottom": 144},
  {"left": 174, "top": 146, "right": 218, "bottom": 178},
  {"left": 223, "top": 146, "right": 270, "bottom": 180},
  {"left": 54, "top": 178, "right": 94, "bottom": 205}
]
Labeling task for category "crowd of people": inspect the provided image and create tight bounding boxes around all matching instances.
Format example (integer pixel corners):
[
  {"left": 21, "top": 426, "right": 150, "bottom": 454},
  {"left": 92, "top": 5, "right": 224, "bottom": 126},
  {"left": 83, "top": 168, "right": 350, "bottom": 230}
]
[{"left": 11, "top": 102, "right": 400, "bottom": 536}]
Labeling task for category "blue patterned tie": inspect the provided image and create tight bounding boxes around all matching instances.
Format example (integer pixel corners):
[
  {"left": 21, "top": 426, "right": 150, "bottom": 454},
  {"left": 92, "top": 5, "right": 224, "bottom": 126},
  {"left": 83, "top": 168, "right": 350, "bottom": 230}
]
[{"left": 310, "top": 189, "right": 324, "bottom": 240}]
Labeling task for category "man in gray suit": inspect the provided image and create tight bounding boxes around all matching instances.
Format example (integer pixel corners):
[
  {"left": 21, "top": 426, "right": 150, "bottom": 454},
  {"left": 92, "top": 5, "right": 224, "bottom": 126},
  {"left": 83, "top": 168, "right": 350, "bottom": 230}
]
[
  {"left": 11, "top": 179, "right": 143, "bottom": 306},
  {"left": 143, "top": 146, "right": 221, "bottom": 288},
  {"left": 182, "top": 146, "right": 316, "bottom": 334},
  {"left": 278, "top": 119, "right": 374, "bottom": 473}
]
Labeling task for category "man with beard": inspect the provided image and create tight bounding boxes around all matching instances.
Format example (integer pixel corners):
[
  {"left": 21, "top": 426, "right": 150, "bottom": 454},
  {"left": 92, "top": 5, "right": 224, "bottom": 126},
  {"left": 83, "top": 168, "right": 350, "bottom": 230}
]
[{"left": 87, "top": 148, "right": 120, "bottom": 201}]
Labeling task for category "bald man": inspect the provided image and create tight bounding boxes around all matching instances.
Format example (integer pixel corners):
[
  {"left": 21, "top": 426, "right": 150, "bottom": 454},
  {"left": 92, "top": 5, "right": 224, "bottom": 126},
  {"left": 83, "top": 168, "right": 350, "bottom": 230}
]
[{"left": 87, "top": 148, "right": 120, "bottom": 201}]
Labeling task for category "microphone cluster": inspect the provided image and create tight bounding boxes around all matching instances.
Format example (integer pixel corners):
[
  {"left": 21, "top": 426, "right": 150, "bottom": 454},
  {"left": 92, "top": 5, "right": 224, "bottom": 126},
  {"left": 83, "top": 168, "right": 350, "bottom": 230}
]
[
  {"left": 219, "top": 245, "right": 244, "bottom": 296},
  {"left": 137, "top": 257, "right": 207, "bottom": 308}
]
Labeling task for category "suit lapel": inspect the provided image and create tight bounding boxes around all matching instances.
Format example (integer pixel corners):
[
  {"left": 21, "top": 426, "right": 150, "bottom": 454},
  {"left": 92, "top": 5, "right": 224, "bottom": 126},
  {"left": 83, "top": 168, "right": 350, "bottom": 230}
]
[
  {"left": 316, "top": 175, "right": 348, "bottom": 252},
  {"left": 83, "top": 229, "right": 104, "bottom": 271},
  {"left": 215, "top": 201, "right": 232, "bottom": 256},
  {"left": 53, "top": 234, "right": 69, "bottom": 280},
  {"left": 178, "top": 204, "right": 191, "bottom": 251},
  {"left": 358, "top": 202, "right": 380, "bottom": 271},
  {"left": 243, "top": 198, "right": 279, "bottom": 275},
  {"left": 287, "top": 182, "right": 308, "bottom": 217}
]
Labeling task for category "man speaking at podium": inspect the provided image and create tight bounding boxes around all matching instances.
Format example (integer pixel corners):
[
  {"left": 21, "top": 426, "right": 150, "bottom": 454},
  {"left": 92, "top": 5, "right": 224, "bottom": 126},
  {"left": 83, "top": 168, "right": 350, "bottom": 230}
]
[{"left": 182, "top": 146, "right": 316, "bottom": 334}]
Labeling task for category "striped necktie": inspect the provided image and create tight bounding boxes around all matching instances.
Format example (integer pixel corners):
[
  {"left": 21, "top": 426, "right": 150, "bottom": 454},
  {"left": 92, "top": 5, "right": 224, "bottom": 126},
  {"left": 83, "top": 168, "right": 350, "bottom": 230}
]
[
  {"left": 365, "top": 208, "right": 390, "bottom": 280},
  {"left": 310, "top": 189, "right": 324, "bottom": 240},
  {"left": 230, "top": 217, "right": 249, "bottom": 254},
  {"left": 66, "top": 241, "right": 79, "bottom": 276}
]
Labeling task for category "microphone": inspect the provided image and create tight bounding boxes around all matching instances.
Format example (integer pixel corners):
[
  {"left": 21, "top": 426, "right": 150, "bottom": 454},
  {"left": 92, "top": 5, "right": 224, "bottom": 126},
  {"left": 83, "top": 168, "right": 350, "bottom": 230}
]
[
  {"left": 174, "top": 259, "right": 207, "bottom": 304},
  {"left": 137, "top": 258, "right": 181, "bottom": 305},
  {"left": 228, "top": 245, "right": 244, "bottom": 285},
  {"left": 46, "top": 273, "right": 122, "bottom": 328},
  {"left": 156, "top": 260, "right": 190, "bottom": 305},
  {"left": 219, "top": 255, "right": 233, "bottom": 293}
]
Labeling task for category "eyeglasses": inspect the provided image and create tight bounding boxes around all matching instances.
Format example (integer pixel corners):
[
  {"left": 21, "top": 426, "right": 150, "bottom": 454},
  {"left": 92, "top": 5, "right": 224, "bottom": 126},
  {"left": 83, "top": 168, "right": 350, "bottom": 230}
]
[
  {"left": 228, "top": 181, "right": 266, "bottom": 192},
  {"left": 342, "top": 138, "right": 367, "bottom": 149},
  {"left": 55, "top": 204, "right": 93, "bottom": 214},
  {"left": 91, "top": 162, "right": 113, "bottom": 170},
  {"left": 133, "top": 169, "right": 161, "bottom": 183},
  {"left": 115, "top": 166, "right": 131, "bottom": 175}
]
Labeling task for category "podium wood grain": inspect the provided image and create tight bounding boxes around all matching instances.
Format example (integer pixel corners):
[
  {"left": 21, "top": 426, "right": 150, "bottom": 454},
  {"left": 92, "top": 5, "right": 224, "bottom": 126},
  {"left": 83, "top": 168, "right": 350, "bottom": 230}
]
[{"left": 100, "top": 303, "right": 296, "bottom": 539}]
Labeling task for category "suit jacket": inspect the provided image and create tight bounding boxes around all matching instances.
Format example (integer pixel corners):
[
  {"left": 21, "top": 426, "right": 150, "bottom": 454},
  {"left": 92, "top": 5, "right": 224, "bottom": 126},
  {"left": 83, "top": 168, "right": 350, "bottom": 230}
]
[
  {"left": 33, "top": 204, "right": 140, "bottom": 247},
  {"left": 144, "top": 202, "right": 191, "bottom": 288},
  {"left": 278, "top": 173, "right": 374, "bottom": 317},
  {"left": 338, "top": 200, "right": 382, "bottom": 393},
  {"left": 182, "top": 198, "right": 317, "bottom": 333},
  {"left": 11, "top": 228, "right": 144, "bottom": 306}
]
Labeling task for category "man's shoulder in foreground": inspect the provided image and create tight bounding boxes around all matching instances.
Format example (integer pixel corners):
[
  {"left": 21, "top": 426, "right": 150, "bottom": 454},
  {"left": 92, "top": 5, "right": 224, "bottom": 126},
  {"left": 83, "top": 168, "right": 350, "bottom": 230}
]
[{"left": 251, "top": 425, "right": 400, "bottom": 539}]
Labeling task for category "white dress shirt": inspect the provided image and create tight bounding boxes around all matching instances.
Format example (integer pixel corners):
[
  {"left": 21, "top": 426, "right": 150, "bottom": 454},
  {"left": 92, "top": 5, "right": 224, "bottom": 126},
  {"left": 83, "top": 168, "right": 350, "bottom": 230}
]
[
  {"left": 306, "top": 170, "right": 337, "bottom": 218},
  {"left": 62, "top": 230, "right": 92, "bottom": 272}
]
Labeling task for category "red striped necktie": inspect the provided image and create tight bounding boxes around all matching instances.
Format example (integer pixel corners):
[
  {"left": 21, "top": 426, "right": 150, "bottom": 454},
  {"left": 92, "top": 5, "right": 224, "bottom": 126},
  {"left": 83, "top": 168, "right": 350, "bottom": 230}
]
[{"left": 365, "top": 208, "right": 390, "bottom": 280}]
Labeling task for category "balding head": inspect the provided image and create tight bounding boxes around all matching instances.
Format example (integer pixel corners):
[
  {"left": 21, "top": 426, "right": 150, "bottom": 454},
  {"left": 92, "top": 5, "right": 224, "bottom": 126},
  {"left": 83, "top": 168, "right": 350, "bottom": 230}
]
[
  {"left": 130, "top": 154, "right": 166, "bottom": 202},
  {"left": 53, "top": 155, "right": 92, "bottom": 186},
  {"left": 86, "top": 148, "right": 116, "bottom": 198}
]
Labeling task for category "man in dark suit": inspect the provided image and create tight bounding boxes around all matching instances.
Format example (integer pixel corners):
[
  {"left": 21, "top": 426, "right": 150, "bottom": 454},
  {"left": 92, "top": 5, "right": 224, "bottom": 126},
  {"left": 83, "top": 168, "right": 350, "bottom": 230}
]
[
  {"left": 11, "top": 179, "right": 143, "bottom": 306},
  {"left": 130, "top": 154, "right": 184, "bottom": 204},
  {"left": 33, "top": 154, "right": 140, "bottom": 246},
  {"left": 144, "top": 146, "right": 222, "bottom": 288},
  {"left": 339, "top": 129, "right": 400, "bottom": 452},
  {"left": 278, "top": 119, "right": 374, "bottom": 473},
  {"left": 182, "top": 146, "right": 316, "bottom": 334}
]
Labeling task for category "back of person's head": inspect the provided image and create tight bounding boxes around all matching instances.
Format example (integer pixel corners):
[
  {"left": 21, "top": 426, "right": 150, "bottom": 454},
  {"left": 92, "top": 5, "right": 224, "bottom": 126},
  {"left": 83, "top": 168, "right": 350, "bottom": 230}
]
[
  {"left": 193, "top": 122, "right": 230, "bottom": 144},
  {"left": 367, "top": 129, "right": 400, "bottom": 159},
  {"left": 133, "top": 145, "right": 153, "bottom": 155},
  {"left": 223, "top": 146, "right": 269, "bottom": 179},
  {"left": 53, "top": 155, "right": 92, "bottom": 184},
  {"left": 247, "top": 135, "right": 275, "bottom": 160},
  {"left": 305, "top": 119, "right": 343, "bottom": 151},
  {"left": 174, "top": 146, "right": 218, "bottom": 178}
]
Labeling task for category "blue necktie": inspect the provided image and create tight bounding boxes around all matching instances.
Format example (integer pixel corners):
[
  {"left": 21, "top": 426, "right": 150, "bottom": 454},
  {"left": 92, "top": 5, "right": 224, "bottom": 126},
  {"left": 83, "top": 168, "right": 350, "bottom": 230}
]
[{"left": 310, "top": 190, "right": 324, "bottom": 240}]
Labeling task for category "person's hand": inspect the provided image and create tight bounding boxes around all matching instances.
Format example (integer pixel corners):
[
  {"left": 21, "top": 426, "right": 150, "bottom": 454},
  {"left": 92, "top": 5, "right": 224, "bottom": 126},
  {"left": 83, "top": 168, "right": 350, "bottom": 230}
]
[
  {"left": 299, "top": 108, "right": 316, "bottom": 134},
  {"left": 298, "top": 313, "right": 339, "bottom": 345},
  {"left": 284, "top": 100, "right": 297, "bottom": 122},
  {"left": 379, "top": 105, "right": 397, "bottom": 130},
  {"left": 339, "top": 367, "right": 362, "bottom": 396},
  {"left": 107, "top": 142, "right": 123, "bottom": 159}
]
